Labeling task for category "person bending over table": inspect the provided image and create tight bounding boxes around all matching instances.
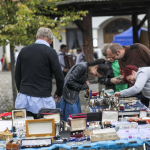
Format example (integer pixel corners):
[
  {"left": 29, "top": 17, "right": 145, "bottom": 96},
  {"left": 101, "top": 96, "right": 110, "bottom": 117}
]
[
  {"left": 114, "top": 65, "right": 150, "bottom": 107},
  {"left": 56, "top": 59, "right": 108, "bottom": 121}
]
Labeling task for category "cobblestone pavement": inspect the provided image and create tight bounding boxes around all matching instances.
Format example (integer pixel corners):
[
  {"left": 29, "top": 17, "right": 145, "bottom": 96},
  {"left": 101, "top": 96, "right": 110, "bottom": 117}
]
[
  {"left": 0, "top": 71, "right": 13, "bottom": 113},
  {"left": 0, "top": 71, "right": 104, "bottom": 114}
]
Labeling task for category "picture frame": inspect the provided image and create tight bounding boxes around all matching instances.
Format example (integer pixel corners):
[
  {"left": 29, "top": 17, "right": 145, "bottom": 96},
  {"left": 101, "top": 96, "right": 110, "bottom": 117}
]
[{"left": 26, "top": 119, "right": 55, "bottom": 138}]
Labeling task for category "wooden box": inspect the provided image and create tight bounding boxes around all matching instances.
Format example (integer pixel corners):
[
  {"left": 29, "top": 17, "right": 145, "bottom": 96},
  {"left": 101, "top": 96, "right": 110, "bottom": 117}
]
[
  {"left": 26, "top": 119, "right": 55, "bottom": 138},
  {"left": 6, "top": 139, "right": 21, "bottom": 150}
]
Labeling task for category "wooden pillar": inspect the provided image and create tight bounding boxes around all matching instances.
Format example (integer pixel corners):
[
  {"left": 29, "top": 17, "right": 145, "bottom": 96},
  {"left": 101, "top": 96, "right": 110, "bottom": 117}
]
[
  {"left": 83, "top": 11, "right": 93, "bottom": 62},
  {"left": 132, "top": 14, "right": 139, "bottom": 43},
  {"left": 147, "top": 6, "right": 150, "bottom": 48}
]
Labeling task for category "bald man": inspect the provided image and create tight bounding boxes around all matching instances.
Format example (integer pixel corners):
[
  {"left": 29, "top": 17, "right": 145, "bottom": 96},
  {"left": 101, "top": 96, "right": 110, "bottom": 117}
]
[{"left": 105, "top": 43, "right": 150, "bottom": 70}]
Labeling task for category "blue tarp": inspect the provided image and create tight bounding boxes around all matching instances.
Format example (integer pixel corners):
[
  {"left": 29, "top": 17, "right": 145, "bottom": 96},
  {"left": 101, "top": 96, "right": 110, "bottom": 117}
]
[{"left": 112, "top": 26, "right": 147, "bottom": 46}]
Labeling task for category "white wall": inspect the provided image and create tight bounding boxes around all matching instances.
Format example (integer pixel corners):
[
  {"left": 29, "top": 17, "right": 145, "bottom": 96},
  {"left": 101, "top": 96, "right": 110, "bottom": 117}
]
[
  {"left": 53, "top": 31, "right": 66, "bottom": 52},
  {"left": 5, "top": 44, "right": 11, "bottom": 63},
  {"left": 0, "top": 46, "right": 3, "bottom": 59},
  {"left": 15, "top": 45, "right": 24, "bottom": 52}
]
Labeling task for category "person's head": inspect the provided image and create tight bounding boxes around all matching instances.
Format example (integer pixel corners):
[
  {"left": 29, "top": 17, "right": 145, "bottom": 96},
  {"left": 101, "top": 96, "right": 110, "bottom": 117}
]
[
  {"left": 68, "top": 49, "right": 73, "bottom": 53},
  {"left": 73, "top": 49, "right": 77, "bottom": 54},
  {"left": 77, "top": 48, "right": 82, "bottom": 54},
  {"left": 123, "top": 65, "right": 138, "bottom": 84},
  {"left": 81, "top": 45, "right": 85, "bottom": 53},
  {"left": 103, "top": 43, "right": 125, "bottom": 60},
  {"left": 87, "top": 59, "right": 108, "bottom": 78},
  {"left": 101, "top": 45, "right": 115, "bottom": 62},
  {"left": 60, "top": 44, "right": 67, "bottom": 53},
  {"left": 36, "top": 27, "right": 53, "bottom": 45}
]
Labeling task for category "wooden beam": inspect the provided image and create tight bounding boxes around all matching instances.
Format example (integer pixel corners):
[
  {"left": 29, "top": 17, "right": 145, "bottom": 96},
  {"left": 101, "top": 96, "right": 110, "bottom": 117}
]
[
  {"left": 83, "top": 11, "right": 93, "bottom": 62},
  {"left": 137, "top": 15, "right": 147, "bottom": 30},
  {"left": 147, "top": 6, "right": 150, "bottom": 48},
  {"left": 132, "top": 14, "right": 139, "bottom": 43},
  {"left": 74, "top": 20, "right": 84, "bottom": 33}
]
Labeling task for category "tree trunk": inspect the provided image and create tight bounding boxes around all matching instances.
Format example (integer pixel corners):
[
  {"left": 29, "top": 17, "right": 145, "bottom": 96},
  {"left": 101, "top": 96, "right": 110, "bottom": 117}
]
[{"left": 10, "top": 45, "right": 17, "bottom": 107}]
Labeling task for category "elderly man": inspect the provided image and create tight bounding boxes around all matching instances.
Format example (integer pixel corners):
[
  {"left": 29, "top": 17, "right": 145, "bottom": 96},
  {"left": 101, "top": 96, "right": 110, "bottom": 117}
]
[
  {"left": 15, "top": 27, "right": 64, "bottom": 119},
  {"left": 76, "top": 45, "right": 86, "bottom": 64},
  {"left": 105, "top": 43, "right": 150, "bottom": 70}
]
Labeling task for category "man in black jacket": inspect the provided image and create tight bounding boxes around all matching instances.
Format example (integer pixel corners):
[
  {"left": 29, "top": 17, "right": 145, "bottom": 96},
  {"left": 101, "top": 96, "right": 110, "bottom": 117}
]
[{"left": 15, "top": 27, "right": 64, "bottom": 118}]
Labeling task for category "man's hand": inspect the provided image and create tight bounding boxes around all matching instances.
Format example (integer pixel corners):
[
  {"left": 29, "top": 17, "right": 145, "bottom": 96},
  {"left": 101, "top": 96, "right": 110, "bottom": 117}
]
[
  {"left": 63, "top": 68, "right": 69, "bottom": 72},
  {"left": 86, "top": 81, "right": 90, "bottom": 87},
  {"left": 114, "top": 92, "right": 121, "bottom": 97},
  {"left": 111, "top": 77, "right": 121, "bottom": 85},
  {"left": 54, "top": 93, "right": 62, "bottom": 102}
]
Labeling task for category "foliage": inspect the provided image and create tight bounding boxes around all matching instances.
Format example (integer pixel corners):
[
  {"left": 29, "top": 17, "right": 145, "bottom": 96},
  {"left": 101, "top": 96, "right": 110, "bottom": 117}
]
[
  {"left": 6, "top": 107, "right": 12, "bottom": 112},
  {"left": 0, "top": 0, "right": 88, "bottom": 47}
]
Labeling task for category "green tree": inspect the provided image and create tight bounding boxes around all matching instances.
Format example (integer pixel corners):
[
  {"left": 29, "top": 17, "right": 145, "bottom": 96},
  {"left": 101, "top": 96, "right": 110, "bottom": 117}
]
[{"left": 0, "top": 0, "right": 88, "bottom": 106}]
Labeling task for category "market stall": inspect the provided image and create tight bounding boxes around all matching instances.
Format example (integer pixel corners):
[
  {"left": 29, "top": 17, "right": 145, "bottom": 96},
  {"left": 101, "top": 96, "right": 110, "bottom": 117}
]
[{"left": 1, "top": 90, "right": 150, "bottom": 150}]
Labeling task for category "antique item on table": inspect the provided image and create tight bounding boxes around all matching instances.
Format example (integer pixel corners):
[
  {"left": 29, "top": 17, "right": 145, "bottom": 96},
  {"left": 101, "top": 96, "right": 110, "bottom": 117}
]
[
  {"left": 91, "top": 128, "right": 120, "bottom": 142},
  {"left": 0, "top": 112, "right": 12, "bottom": 120},
  {"left": 85, "top": 89, "right": 89, "bottom": 98},
  {"left": 91, "top": 132, "right": 120, "bottom": 142},
  {"left": 21, "top": 138, "right": 52, "bottom": 148},
  {"left": 70, "top": 118, "right": 86, "bottom": 131},
  {"left": 115, "top": 122, "right": 138, "bottom": 131},
  {"left": 37, "top": 108, "right": 62, "bottom": 123},
  {"left": 64, "top": 55, "right": 74, "bottom": 69},
  {"left": 59, "top": 130, "right": 70, "bottom": 142},
  {"left": 119, "top": 99, "right": 147, "bottom": 111},
  {"left": 12, "top": 109, "right": 26, "bottom": 139},
  {"left": 70, "top": 130, "right": 84, "bottom": 138},
  {"left": 0, "top": 128, "right": 13, "bottom": 141},
  {"left": 102, "top": 110, "right": 118, "bottom": 124},
  {"left": 26, "top": 118, "right": 55, "bottom": 139},
  {"left": 86, "top": 112, "right": 101, "bottom": 123},
  {"left": 6, "top": 139, "right": 21, "bottom": 150}
]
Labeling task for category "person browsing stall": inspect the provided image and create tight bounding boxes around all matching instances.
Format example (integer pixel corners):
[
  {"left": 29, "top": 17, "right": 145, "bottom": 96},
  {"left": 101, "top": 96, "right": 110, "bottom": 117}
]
[
  {"left": 56, "top": 59, "right": 108, "bottom": 121},
  {"left": 15, "top": 27, "right": 64, "bottom": 119},
  {"left": 58, "top": 44, "right": 69, "bottom": 77},
  {"left": 76, "top": 45, "right": 86, "bottom": 64},
  {"left": 105, "top": 43, "right": 150, "bottom": 70},
  {"left": 98, "top": 45, "right": 128, "bottom": 92},
  {"left": 114, "top": 65, "right": 150, "bottom": 107}
]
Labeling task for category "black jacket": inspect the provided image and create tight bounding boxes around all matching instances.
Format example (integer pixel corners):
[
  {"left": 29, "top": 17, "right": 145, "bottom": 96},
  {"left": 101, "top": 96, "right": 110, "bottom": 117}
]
[
  {"left": 63, "top": 62, "right": 89, "bottom": 105},
  {"left": 98, "top": 61, "right": 115, "bottom": 91},
  {"left": 15, "top": 43, "right": 64, "bottom": 97}
]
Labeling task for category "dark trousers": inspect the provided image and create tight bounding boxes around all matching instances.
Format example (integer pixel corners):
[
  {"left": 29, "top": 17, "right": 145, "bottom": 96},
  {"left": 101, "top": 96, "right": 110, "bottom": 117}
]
[
  {"left": 27, "top": 111, "right": 38, "bottom": 119},
  {"left": 134, "top": 93, "right": 150, "bottom": 107}
]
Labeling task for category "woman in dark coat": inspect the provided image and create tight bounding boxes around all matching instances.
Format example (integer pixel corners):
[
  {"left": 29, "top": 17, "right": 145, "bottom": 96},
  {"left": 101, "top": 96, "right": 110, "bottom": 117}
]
[{"left": 56, "top": 59, "right": 108, "bottom": 121}]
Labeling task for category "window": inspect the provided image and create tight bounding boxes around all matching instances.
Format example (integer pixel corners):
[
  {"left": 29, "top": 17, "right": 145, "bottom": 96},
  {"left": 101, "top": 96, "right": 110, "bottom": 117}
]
[
  {"left": 104, "top": 18, "right": 131, "bottom": 43},
  {"left": 93, "top": 29, "right": 98, "bottom": 47}
]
